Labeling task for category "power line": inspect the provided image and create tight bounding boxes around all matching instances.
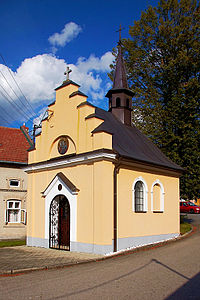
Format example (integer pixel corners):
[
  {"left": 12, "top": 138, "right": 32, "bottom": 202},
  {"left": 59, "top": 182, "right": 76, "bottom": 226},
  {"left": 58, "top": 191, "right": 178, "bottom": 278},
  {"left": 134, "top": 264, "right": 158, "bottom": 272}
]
[
  {"left": 0, "top": 101, "right": 21, "bottom": 127},
  {"left": 0, "top": 88, "right": 35, "bottom": 126},
  {"left": 0, "top": 68, "right": 36, "bottom": 119},
  {"left": 0, "top": 83, "right": 32, "bottom": 121},
  {"left": 0, "top": 114, "right": 12, "bottom": 127},
  {"left": 0, "top": 53, "right": 37, "bottom": 118}
]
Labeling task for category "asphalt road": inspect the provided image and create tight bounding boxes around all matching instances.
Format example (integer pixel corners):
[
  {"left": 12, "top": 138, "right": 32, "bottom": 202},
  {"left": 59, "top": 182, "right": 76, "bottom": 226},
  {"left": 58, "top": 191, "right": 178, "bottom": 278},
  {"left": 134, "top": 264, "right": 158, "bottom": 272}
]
[{"left": 1, "top": 214, "right": 200, "bottom": 300}]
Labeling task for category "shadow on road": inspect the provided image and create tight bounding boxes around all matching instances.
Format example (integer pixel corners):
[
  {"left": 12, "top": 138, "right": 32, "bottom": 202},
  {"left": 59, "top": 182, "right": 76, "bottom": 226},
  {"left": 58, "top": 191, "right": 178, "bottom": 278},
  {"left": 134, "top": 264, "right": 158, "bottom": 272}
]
[
  {"left": 165, "top": 272, "right": 200, "bottom": 300},
  {"left": 48, "top": 260, "right": 154, "bottom": 299},
  {"left": 153, "top": 258, "right": 200, "bottom": 299},
  {"left": 152, "top": 259, "right": 189, "bottom": 280},
  {"left": 47, "top": 258, "right": 196, "bottom": 300}
]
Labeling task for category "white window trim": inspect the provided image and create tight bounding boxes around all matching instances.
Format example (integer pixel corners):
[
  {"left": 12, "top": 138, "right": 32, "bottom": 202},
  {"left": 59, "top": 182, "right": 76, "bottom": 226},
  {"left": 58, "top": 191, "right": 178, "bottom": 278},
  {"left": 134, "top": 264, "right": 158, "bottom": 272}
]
[
  {"left": 9, "top": 179, "right": 20, "bottom": 188},
  {"left": 21, "top": 209, "right": 27, "bottom": 225},
  {"left": 151, "top": 179, "right": 165, "bottom": 212},
  {"left": 5, "top": 200, "right": 22, "bottom": 223},
  {"left": 132, "top": 177, "right": 148, "bottom": 212}
]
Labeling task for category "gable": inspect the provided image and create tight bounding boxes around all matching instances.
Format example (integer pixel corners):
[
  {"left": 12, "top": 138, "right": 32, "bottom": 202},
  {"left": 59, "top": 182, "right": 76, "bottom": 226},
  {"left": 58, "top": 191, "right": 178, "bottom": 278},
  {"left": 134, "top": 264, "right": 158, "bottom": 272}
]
[
  {"left": 43, "top": 172, "right": 79, "bottom": 196},
  {"left": 29, "top": 82, "right": 112, "bottom": 164}
]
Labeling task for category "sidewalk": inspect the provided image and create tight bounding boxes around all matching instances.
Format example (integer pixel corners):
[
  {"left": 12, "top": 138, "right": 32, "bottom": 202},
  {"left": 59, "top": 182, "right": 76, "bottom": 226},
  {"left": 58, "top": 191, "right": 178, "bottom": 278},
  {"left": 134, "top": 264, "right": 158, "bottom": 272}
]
[
  {"left": 0, "top": 228, "right": 194, "bottom": 276},
  {"left": 0, "top": 245, "right": 103, "bottom": 275}
]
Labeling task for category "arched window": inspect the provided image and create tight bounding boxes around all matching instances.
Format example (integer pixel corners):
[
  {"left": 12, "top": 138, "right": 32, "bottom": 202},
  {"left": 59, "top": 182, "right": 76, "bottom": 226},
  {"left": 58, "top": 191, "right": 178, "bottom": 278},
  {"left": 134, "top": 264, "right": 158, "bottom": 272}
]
[
  {"left": 126, "top": 98, "right": 129, "bottom": 108},
  {"left": 135, "top": 181, "right": 144, "bottom": 212},
  {"left": 116, "top": 97, "right": 121, "bottom": 107},
  {"left": 132, "top": 177, "right": 148, "bottom": 212},
  {"left": 151, "top": 180, "right": 165, "bottom": 212}
]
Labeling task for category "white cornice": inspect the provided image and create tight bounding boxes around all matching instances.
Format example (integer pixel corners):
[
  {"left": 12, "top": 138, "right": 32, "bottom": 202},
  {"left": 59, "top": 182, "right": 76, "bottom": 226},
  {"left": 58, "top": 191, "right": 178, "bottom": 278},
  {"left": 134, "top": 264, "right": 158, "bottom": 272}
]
[{"left": 24, "top": 152, "right": 116, "bottom": 173}]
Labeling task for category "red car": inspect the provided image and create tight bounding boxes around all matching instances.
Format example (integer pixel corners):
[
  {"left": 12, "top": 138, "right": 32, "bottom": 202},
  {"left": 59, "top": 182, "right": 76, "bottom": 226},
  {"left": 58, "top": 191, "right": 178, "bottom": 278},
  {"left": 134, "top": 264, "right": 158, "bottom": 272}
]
[{"left": 180, "top": 201, "right": 200, "bottom": 214}]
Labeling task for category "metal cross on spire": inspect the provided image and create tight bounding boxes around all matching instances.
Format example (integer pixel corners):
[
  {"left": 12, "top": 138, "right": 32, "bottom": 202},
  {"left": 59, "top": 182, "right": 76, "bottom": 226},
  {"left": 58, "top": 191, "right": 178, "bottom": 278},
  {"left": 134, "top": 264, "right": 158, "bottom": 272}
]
[
  {"left": 116, "top": 24, "right": 125, "bottom": 44},
  {"left": 64, "top": 66, "right": 72, "bottom": 81}
]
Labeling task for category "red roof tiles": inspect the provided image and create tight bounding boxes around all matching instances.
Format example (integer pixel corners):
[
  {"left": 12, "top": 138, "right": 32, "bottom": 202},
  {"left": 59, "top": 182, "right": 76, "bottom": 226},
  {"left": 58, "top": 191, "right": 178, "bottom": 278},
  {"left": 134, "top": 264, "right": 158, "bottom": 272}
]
[{"left": 0, "top": 126, "right": 30, "bottom": 164}]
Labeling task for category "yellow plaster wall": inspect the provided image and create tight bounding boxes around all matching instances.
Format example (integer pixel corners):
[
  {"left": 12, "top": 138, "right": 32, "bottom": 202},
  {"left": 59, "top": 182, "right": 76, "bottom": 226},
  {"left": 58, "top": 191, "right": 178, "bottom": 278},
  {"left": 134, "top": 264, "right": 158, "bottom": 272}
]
[
  {"left": 26, "top": 173, "right": 33, "bottom": 237},
  {"left": 93, "top": 161, "right": 113, "bottom": 245},
  {"left": 76, "top": 104, "right": 99, "bottom": 153},
  {"left": 27, "top": 160, "right": 114, "bottom": 245},
  {"left": 117, "top": 167, "right": 180, "bottom": 238},
  {"left": 27, "top": 172, "right": 46, "bottom": 238},
  {"left": 93, "top": 131, "right": 112, "bottom": 151}
]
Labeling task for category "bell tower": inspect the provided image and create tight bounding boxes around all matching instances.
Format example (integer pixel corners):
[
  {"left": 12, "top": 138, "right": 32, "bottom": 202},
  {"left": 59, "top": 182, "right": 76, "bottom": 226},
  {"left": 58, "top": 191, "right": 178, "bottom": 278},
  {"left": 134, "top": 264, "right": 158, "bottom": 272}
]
[{"left": 106, "top": 26, "right": 134, "bottom": 126}]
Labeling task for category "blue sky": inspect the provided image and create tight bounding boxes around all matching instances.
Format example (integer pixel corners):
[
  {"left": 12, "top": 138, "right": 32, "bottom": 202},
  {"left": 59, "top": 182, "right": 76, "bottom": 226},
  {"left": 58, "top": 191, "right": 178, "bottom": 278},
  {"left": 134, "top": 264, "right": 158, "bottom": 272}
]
[{"left": 0, "top": 0, "right": 158, "bottom": 132}]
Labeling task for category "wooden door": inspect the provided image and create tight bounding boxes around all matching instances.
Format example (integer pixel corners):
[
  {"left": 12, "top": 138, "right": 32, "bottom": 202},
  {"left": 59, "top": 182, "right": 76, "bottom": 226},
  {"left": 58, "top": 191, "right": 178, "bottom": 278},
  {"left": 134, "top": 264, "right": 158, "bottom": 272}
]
[{"left": 59, "top": 196, "right": 70, "bottom": 250}]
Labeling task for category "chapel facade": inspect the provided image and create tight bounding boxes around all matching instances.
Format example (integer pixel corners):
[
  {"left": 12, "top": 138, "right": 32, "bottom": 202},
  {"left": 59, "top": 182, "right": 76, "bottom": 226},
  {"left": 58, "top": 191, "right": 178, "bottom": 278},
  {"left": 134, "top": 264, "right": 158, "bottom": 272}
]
[{"left": 25, "top": 39, "right": 183, "bottom": 254}]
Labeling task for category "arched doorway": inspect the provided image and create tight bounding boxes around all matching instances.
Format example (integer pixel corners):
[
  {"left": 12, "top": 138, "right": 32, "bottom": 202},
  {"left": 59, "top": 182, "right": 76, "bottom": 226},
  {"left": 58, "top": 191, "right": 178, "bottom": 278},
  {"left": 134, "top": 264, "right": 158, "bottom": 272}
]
[{"left": 49, "top": 195, "right": 70, "bottom": 250}]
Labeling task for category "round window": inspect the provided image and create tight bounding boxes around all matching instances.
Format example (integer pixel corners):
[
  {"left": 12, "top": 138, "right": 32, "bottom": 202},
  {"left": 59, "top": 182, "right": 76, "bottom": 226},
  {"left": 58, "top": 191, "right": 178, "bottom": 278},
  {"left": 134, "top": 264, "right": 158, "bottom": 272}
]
[{"left": 58, "top": 138, "right": 69, "bottom": 155}]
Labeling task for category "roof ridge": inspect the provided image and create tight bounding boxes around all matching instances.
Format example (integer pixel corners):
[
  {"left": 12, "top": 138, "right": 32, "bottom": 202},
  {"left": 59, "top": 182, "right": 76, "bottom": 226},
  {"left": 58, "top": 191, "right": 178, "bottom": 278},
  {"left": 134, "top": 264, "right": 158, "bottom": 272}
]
[{"left": 0, "top": 126, "right": 21, "bottom": 130}]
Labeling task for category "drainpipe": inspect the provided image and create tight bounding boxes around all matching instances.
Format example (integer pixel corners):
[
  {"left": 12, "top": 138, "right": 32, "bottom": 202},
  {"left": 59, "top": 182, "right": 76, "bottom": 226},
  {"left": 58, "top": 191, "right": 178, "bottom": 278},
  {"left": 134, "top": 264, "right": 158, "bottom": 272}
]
[{"left": 113, "top": 157, "right": 121, "bottom": 253}]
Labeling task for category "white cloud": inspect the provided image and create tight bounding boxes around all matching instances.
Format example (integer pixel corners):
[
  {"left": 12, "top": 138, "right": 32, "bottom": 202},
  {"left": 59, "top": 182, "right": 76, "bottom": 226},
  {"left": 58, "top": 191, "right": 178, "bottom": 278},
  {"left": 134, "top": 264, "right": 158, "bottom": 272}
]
[
  {"left": 0, "top": 51, "right": 114, "bottom": 104},
  {"left": 16, "top": 54, "right": 66, "bottom": 102},
  {"left": 76, "top": 52, "right": 114, "bottom": 73},
  {"left": 0, "top": 64, "right": 20, "bottom": 100},
  {"left": 48, "top": 22, "right": 82, "bottom": 48},
  {"left": 69, "top": 52, "right": 114, "bottom": 101},
  {"left": 0, "top": 51, "right": 114, "bottom": 126}
]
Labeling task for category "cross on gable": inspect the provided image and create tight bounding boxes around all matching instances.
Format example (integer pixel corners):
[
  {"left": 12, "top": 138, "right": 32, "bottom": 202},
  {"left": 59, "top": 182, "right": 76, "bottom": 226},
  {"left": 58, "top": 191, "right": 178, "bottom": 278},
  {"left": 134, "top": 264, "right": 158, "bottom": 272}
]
[{"left": 64, "top": 66, "right": 72, "bottom": 81}]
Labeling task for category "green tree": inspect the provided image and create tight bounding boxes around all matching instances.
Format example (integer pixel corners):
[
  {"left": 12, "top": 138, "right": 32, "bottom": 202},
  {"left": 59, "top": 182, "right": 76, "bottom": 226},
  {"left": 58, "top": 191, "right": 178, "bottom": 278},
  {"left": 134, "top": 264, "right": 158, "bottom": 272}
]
[{"left": 121, "top": 0, "right": 200, "bottom": 199}]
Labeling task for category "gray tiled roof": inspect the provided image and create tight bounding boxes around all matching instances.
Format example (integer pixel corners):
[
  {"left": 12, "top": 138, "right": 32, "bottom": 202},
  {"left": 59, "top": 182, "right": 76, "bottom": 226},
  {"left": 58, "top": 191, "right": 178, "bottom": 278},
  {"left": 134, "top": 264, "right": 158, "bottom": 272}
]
[{"left": 92, "top": 106, "right": 183, "bottom": 172}]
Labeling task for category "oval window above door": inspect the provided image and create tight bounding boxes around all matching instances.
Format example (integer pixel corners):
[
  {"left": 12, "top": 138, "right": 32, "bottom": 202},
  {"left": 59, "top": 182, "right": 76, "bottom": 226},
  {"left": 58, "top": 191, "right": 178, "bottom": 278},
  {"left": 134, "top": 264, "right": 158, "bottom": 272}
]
[{"left": 58, "top": 138, "right": 69, "bottom": 155}]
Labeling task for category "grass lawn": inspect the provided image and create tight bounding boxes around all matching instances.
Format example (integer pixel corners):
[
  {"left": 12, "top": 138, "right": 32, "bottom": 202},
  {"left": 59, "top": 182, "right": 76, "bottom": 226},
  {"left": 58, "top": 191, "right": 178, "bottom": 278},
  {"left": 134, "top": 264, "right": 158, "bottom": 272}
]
[
  {"left": 0, "top": 239, "right": 26, "bottom": 248},
  {"left": 180, "top": 215, "right": 192, "bottom": 235}
]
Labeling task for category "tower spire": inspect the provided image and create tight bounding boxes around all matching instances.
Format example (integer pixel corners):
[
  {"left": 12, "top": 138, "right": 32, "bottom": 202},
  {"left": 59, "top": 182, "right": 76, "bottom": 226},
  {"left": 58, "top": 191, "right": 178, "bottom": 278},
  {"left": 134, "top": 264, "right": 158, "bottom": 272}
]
[
  {"left": 113, "top": 26, "right": 128, "bottom": 90},
  {"left": 105, "top": 26, "right": 134, "bottom": 126}
]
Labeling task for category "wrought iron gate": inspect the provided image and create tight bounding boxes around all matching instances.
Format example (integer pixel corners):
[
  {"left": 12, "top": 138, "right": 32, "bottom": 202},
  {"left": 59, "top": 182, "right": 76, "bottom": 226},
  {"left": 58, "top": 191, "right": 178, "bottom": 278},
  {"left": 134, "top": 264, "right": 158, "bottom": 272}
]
[{"left": 49, "top": 195, "right": 70, "bottom": 250}]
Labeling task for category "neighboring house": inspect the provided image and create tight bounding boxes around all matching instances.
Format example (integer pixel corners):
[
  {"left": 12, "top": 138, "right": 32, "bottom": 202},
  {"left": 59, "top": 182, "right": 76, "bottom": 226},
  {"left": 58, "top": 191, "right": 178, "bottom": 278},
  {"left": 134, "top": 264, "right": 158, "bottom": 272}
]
[
  {"left": 25, "top": 40, "right": 183, "bottom": 254},
  {"left": 0, "top": 126, "right": 30, "bottom": 239}
]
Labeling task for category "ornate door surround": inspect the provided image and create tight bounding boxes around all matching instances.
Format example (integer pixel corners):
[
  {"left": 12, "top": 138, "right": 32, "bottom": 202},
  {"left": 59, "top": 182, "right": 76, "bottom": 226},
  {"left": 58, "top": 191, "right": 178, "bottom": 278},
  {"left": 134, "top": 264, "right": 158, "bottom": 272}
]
[{"left": 43, "top": 173, "right": 78, "bottom": 249}]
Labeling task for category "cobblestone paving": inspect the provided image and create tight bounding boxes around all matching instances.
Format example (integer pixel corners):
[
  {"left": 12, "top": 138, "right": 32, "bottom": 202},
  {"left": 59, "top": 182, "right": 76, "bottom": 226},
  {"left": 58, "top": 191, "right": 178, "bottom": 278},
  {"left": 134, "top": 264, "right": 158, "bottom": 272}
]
[{"left": 0, "top": 246, "right": 103, "bottom": 274}]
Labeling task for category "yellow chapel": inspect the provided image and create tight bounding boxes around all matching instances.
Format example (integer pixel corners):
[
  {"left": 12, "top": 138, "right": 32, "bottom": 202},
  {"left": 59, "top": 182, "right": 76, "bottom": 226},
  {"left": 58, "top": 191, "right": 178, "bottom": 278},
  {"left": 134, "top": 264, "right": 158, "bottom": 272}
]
[{"left": 24, "top": 39, "right": 183, "bottom": 254}]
